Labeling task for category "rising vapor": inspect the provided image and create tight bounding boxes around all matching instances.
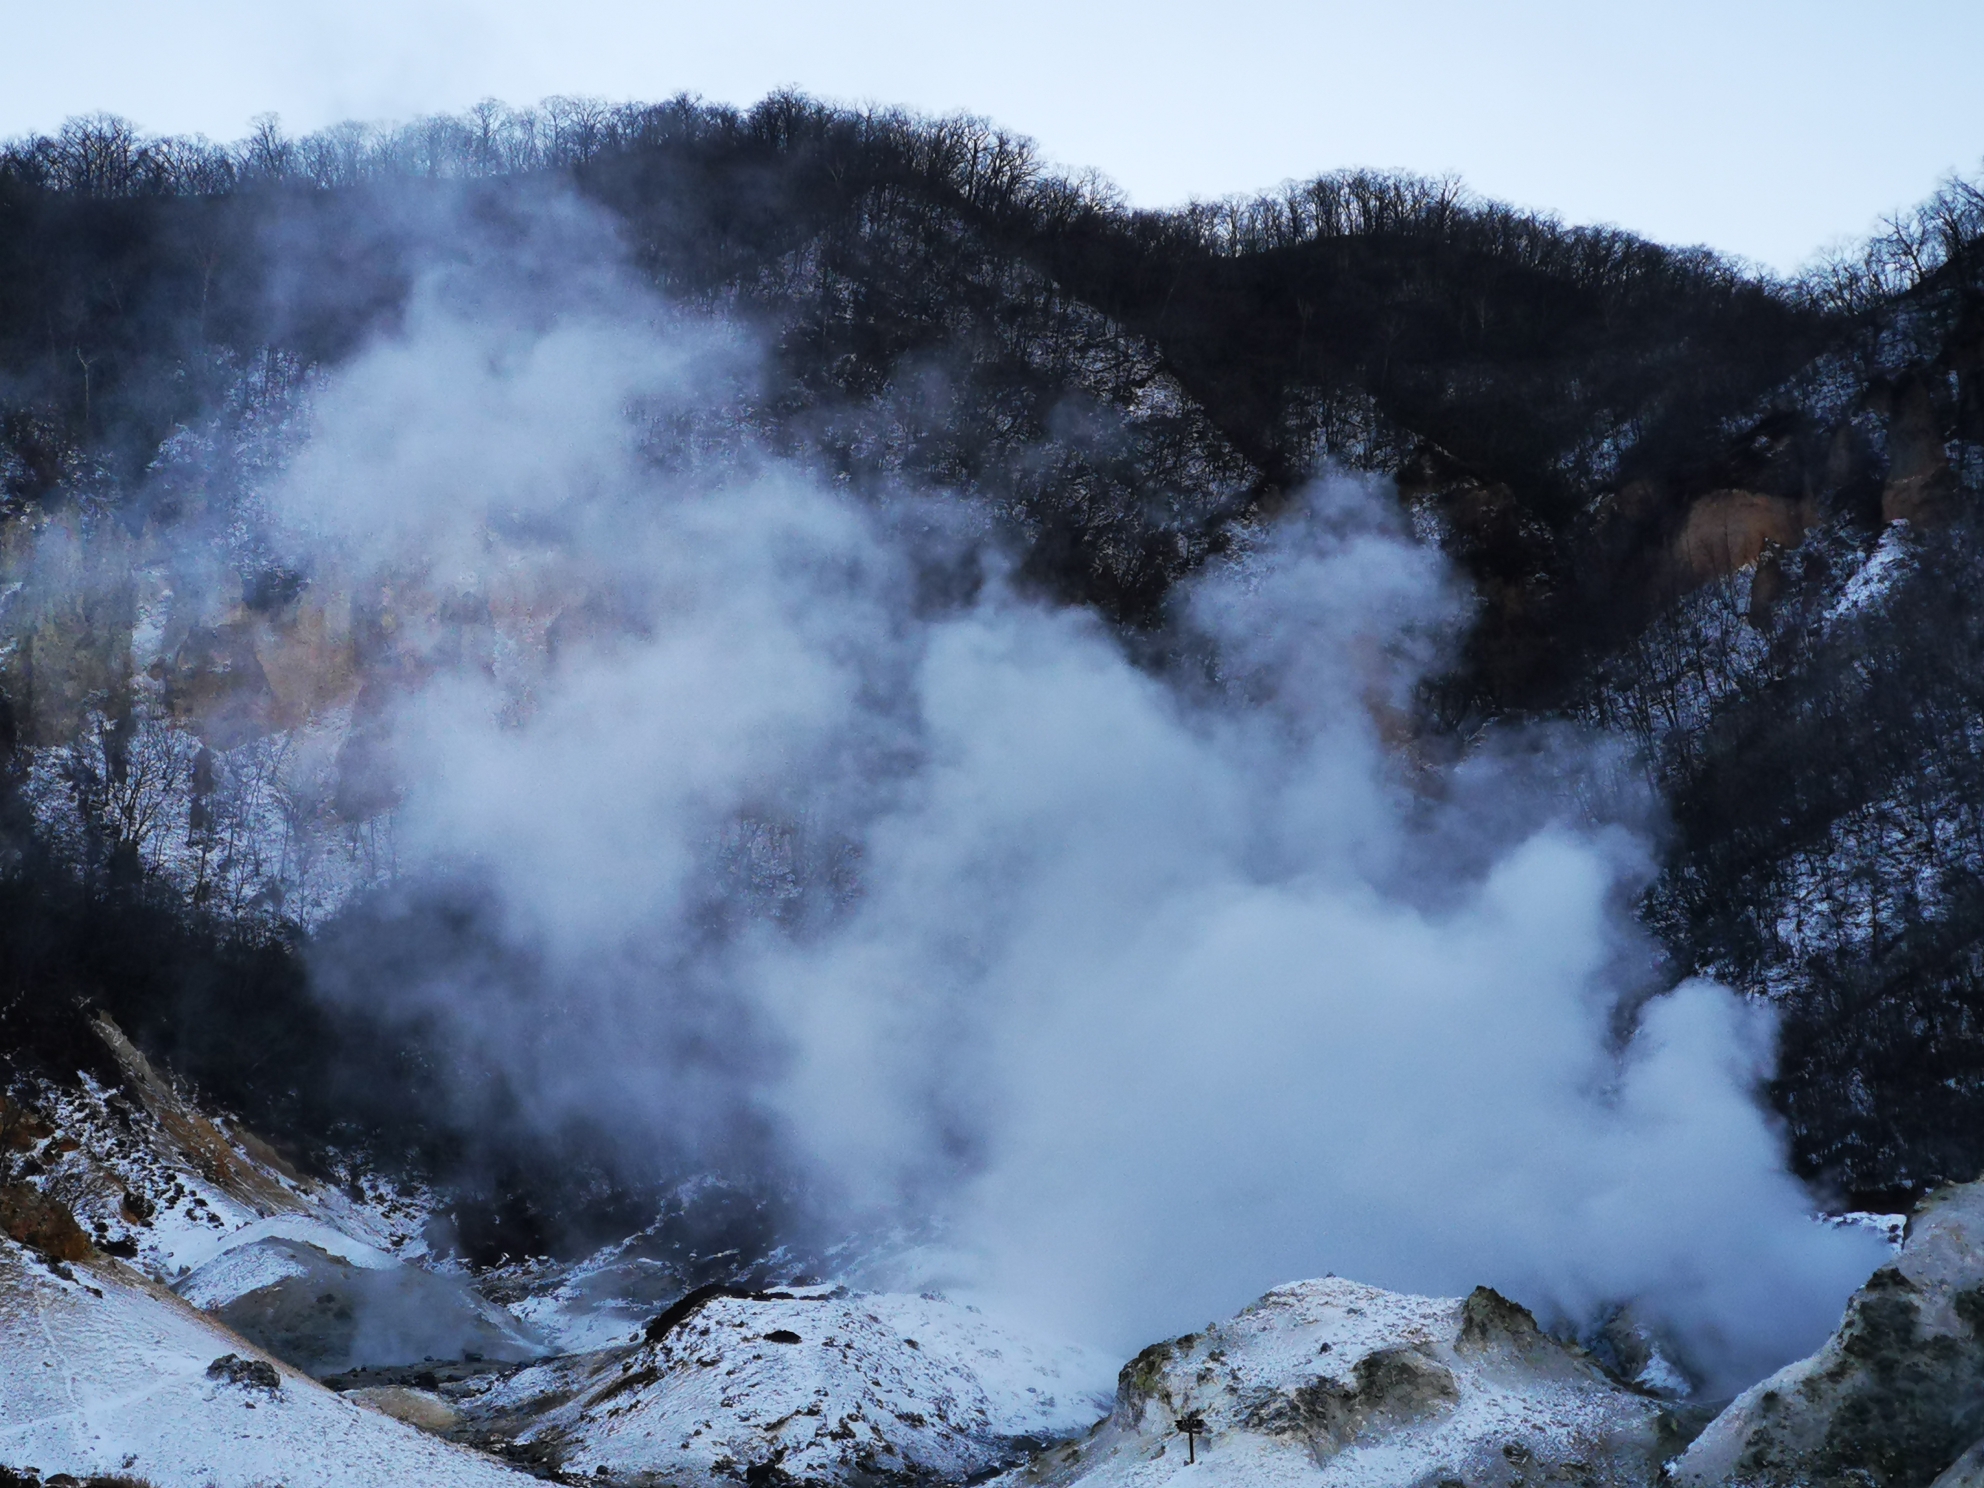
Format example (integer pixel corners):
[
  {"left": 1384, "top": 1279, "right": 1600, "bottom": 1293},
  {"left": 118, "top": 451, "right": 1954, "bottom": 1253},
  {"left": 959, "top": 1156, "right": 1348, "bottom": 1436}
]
[{"left": 46, "top": 183, "right": 1885, "bottom": 1395}]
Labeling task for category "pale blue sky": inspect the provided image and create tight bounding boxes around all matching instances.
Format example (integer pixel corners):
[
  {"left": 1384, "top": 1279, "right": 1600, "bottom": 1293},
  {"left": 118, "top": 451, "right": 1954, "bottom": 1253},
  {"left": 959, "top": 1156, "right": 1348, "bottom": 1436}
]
[{"left": 4, "top": 0, "right": 1981, "bottom": 272}]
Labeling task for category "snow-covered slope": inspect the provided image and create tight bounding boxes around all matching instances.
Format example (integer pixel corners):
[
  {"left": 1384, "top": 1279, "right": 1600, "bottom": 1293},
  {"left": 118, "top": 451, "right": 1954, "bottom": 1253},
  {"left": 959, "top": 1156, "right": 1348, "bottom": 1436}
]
[
  {"left": 997, "top": 1277, "right": 1693, "bottom": 1488},
  {"left": 24, "top": 1013, "right": 432, "bottom": 1282},
  {"left": 2, "top": 1011, "right": 545, "bottom": 1385},
  {"left": 456, "top": 1284, "right": 1114, "bottom": 1483},
  {"left": 4, "top": 1021, "right": 1121, "bottom": 1486},
  {"left": 0, "top": 1244, "right": 533, "bottom": 1488}
]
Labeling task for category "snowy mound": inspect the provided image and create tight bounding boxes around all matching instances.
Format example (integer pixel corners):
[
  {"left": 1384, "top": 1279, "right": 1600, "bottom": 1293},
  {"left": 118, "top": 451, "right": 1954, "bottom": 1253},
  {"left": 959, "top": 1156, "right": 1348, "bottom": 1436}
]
[
  {"left": 457, "top": 1284, "right": 1114, "bottom": 1482},
  {"left": 1001, "top": 1277, "right": 1694, "bottom": 1488},
  {"left": 0, "top": 1244, "right": 531, "bottom": 1488}
]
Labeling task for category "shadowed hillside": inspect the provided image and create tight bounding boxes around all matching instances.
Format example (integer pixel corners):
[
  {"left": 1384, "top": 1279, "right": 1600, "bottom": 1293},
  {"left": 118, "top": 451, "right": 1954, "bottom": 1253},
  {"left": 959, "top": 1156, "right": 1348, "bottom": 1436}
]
[{"left": 1, "top": 94, "right": 1981, "bottom": 1246}]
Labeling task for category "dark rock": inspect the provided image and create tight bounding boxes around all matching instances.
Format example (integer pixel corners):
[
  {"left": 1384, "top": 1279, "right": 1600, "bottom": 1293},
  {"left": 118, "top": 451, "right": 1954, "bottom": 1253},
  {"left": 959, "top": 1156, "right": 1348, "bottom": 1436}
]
[
  {"left": 644, "top": 1282, "right": 758, "bottom": 1344},
  {"left": 1274, "top": 1346, "right": 1460, "bottom": 1455},
  {"left": 1457, "top": 1285, "right": 1543, "bottom": 1353},
  {"left": 0, "top": 1096, "right": 53, "bottom": 1153},
  {"left": 641, "top": 1283, "right": 808, "bottom": 1345},
  {"left": 206, "top": 1353, "right": 281, "bottom": 1391}
]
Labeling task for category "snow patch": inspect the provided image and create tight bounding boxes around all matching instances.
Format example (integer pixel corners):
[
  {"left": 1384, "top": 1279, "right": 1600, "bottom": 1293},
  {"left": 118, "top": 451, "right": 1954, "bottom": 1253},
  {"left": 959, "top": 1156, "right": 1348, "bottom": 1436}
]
[{"left": 1828, "top": 523, "right": 1912, "bottom": 620}]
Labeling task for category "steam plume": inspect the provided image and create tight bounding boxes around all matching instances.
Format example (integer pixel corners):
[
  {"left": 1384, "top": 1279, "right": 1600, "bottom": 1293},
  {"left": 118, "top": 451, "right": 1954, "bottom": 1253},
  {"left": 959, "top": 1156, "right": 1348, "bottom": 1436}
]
[{"left": 71, "top": 185, "right": 1896, "bottom": 1392}]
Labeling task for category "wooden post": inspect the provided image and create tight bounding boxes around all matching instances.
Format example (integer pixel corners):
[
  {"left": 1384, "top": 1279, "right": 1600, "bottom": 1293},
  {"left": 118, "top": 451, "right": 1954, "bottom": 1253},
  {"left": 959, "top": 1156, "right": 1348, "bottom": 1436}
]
[{"left": 1174, "top": 1411, "right": 1206, "bottom": 1464}]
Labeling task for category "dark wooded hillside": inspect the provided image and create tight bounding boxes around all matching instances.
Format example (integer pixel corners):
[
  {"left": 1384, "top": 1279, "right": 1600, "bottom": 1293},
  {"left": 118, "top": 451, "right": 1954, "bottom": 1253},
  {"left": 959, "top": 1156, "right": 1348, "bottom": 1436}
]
[{"left": 2, "top": 95, "right": 1982, "bottom": 1244}]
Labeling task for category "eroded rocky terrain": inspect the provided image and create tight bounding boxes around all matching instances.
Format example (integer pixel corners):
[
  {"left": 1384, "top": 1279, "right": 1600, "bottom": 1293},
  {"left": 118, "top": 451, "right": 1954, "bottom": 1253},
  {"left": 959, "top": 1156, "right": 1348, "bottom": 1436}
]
[{"left": 19, "top": 1014, "right": 1984, "bottom": 1486}]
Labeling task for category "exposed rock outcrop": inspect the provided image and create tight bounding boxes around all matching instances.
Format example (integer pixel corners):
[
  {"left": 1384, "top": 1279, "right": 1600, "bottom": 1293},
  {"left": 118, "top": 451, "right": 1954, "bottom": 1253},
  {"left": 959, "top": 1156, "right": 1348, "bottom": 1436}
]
[
  {"left": 1675, "top": 490, "right": 1815, "bottom": 584},
  {"left": 88, "top": 1012, "right": 310, "bottom": 1220},
  {"left": 1879, "top": 374, "right": 1958, "bottom": 527},
  {"left": 0, "top": 1183, "right": 91, "bottom": 1263},
  {"left": 1674, "top": 1178, "right": 1984, "bottom": 1487}
]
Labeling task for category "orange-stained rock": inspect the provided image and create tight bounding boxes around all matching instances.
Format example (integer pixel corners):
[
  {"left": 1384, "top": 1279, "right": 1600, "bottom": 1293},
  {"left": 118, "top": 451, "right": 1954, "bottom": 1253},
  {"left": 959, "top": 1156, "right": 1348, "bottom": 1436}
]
[
  {"left": 250, "top": 589, "right": 360, "bottom": 729},
  {"left": 162, "top": 622, "right": 279, "bottom": 749},
  {"left": 0, "top": 1182, "right": 93, "bottom": 1261},
  {"left": 1675, "top": 490, "right": 1813, "bottom": 583},
  {"left": 1882, "top": 376, "right": 1957, "bottom": 526}
]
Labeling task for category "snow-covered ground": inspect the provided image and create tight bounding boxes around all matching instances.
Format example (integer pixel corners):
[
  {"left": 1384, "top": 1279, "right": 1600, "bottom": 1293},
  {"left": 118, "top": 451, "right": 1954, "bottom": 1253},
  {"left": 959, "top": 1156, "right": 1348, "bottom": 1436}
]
[
  {"left": 1, "top": 1023, "right": 1124, "bottom": 1485},
  {"left": 9, "top": 991, "right": 1875, "bottom": 1487},
  {"left": 2, "top": 1039, "right": 1903, "bottom": 1488},
  {"left": 457, "top": 1284, "right": 1115, "bottom": 1483},
  {"left": 0, "top": 1016, "right": 1745, "bottom": 1488},
  {"left": 0, "top": 1245, "right": 533, "bottom": 1488}
]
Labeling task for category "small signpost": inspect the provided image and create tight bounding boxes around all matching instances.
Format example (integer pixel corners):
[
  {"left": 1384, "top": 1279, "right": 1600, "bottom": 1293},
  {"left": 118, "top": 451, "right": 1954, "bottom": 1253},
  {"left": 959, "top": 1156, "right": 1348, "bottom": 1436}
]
[{"left": 1174, "top": 1411, "right": 1207, "bottom": 1464}]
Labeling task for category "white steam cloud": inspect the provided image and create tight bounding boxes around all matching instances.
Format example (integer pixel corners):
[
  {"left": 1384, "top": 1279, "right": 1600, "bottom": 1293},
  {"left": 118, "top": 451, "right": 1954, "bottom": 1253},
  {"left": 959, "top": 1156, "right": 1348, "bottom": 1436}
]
[{"left": 240, "top": 191, "right": 1883, "bottom": 1394}]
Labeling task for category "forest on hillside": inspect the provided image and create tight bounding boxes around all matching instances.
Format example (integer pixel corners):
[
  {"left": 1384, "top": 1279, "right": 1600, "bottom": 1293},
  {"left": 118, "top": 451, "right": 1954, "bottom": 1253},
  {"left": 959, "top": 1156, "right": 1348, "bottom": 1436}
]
[{"left": 2, "top": 95, "right": 1982, "bottom": 1253}]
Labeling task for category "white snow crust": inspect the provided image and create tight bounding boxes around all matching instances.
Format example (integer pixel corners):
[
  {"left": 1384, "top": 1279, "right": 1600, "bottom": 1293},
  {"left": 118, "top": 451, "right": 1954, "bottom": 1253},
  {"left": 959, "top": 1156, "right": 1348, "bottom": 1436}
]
[{"left": 0, "top": 1244, "right": 531, "bottom": 1488}]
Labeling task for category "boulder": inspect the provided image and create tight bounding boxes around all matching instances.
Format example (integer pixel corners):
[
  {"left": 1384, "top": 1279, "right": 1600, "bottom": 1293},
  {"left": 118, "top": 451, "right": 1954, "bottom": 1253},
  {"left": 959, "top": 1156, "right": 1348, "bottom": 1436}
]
[{"left": 207, "top": 1353, "right": 283, "bottom": 1391}]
